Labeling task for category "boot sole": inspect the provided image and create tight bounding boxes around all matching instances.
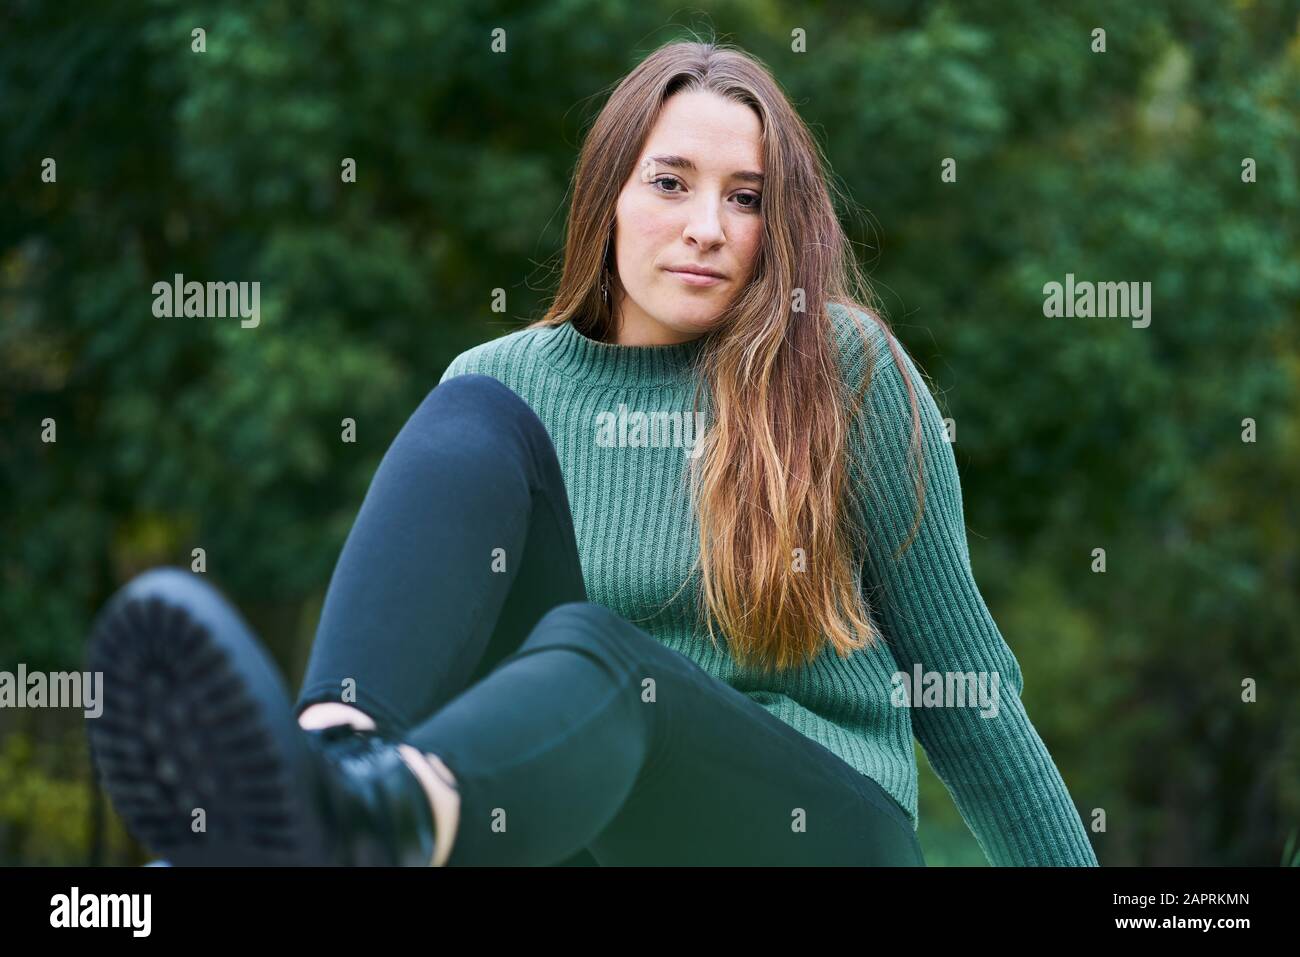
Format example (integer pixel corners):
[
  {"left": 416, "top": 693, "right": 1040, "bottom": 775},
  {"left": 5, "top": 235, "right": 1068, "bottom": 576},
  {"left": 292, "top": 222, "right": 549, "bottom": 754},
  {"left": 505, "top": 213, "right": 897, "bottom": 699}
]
[{"left": 85, "top": 568, "right": 331, "bottom": 866}]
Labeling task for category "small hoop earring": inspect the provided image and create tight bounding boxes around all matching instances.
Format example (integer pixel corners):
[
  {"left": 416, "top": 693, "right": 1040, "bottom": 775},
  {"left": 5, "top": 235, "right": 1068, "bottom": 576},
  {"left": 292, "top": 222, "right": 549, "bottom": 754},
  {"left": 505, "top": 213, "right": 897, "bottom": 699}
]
[{"left": 600, "top": 231, "right": 613, "bottom": 307}]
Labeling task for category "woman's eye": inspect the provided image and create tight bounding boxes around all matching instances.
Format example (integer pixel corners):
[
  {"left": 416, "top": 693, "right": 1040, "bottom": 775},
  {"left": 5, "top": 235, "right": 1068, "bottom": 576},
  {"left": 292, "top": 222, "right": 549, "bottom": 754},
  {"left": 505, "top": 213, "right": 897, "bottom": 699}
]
[{"left": 651, "top": 176, "right": 761, "bottom": 212}]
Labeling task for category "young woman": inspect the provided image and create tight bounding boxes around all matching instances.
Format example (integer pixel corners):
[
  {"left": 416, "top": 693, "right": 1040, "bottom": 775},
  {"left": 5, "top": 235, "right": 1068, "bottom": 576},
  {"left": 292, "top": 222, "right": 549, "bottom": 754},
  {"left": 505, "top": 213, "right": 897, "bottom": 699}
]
[{"left": 85, "top": 39, "right": 1098, "bottom": 867}]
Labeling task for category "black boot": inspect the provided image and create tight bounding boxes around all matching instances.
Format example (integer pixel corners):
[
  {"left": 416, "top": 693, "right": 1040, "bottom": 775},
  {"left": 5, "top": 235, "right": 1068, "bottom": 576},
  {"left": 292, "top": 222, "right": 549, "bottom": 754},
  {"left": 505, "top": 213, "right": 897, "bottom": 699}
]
[
  {"left": 302, "top": 722, "right": 442, "bottom": 867},
  {"left": 85, "top": 566, "right": 440, "bottom": 867}
]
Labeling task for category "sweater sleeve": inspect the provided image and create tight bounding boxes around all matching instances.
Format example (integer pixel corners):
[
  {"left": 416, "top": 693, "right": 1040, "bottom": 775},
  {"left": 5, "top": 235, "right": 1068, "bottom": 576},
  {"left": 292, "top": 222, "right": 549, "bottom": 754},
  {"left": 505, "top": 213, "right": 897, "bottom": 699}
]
[{"left": 846, "top": 319, "right": 1098, "bottom": 867}]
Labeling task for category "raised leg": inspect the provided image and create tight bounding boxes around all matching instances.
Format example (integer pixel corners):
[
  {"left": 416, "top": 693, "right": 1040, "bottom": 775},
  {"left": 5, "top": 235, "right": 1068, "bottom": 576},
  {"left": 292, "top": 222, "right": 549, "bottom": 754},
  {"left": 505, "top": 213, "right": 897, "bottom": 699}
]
[{"left": 401, "top": 601, "right": 925, "bottom": 867}]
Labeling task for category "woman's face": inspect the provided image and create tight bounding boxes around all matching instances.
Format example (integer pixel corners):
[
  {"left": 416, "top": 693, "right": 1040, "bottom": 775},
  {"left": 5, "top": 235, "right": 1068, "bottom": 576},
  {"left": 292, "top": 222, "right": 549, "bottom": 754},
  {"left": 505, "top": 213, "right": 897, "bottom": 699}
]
[{"left": 609, "top": 90, "right": 765, "bottom": 346}]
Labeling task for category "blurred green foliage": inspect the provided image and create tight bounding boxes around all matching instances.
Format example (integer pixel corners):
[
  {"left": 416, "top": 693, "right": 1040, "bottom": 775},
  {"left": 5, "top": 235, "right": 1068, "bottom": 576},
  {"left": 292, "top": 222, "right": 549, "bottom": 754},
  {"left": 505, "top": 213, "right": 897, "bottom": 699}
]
[{"left": 1, "top": 0, "right": 1297, "bottom": 865}]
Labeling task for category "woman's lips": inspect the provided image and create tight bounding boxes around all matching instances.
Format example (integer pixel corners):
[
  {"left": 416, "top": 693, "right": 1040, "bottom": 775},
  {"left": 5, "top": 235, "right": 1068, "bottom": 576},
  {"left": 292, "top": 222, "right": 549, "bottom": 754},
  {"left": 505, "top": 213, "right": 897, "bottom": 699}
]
[{"left": 666, "top": 268, "right": 725, "bottom": 286}]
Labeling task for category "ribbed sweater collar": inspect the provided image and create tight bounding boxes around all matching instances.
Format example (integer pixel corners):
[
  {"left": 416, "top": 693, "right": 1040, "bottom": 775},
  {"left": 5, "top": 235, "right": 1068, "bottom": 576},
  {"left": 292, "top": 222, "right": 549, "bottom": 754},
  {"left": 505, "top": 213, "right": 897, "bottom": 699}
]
[{"left": 536, "top": 319, "right": 707, "bottom": 388}]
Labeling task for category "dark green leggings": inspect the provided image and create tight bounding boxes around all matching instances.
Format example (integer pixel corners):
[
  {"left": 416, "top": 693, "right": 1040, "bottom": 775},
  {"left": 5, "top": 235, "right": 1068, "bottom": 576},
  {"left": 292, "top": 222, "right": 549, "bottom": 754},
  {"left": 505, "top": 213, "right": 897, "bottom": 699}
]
[{"left": 294, "top": 373, "right": 925, "bottom": 866}]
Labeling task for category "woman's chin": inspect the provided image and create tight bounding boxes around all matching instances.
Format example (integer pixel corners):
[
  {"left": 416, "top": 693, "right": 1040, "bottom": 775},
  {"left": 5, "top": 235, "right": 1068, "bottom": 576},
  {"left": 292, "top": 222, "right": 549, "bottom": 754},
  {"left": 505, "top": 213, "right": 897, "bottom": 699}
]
[{"left": 656, "top": 309, "right": 728, "bottom": 339}]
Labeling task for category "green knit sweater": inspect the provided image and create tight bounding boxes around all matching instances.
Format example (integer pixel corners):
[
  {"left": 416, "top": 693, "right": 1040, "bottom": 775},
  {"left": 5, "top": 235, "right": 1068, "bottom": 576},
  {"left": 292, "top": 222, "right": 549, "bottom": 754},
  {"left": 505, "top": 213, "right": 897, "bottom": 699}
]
[{"left": 438, "top": 303, "right": 1098, "bottom": 867}]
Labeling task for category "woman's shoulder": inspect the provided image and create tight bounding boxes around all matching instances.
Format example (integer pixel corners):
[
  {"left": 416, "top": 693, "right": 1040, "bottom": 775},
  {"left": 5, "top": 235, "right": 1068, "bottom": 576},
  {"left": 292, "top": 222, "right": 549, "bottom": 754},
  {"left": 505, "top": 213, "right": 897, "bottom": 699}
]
[
  {"left": 826, "top": 301, "right": 950, "bottom": 469},
  {"left": 438, "top": 323, "right": 553, "bottom": 384},
  {"left": 825, "top": 300, "right": 916, "bottom": 399}
]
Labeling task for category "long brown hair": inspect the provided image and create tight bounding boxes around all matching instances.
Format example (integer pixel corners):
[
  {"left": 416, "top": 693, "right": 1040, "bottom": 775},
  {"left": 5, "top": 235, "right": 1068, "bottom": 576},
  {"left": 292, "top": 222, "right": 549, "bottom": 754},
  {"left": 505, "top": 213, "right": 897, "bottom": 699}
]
[{"left": 528, "top": 37, "right": 927, "bottom": 675}]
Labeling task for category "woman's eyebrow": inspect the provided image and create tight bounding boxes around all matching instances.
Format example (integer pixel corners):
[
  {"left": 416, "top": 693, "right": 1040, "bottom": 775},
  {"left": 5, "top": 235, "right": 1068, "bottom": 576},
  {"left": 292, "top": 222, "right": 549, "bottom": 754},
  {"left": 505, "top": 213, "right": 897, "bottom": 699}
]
[{"left": 648, "top": 154, "right": 765, "bottom": 185}]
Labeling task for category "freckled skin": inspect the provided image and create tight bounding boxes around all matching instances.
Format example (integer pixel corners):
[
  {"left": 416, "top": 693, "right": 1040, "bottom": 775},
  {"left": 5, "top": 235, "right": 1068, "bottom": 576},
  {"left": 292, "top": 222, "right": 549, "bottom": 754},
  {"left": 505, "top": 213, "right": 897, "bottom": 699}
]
[{"left": 611, "top": 90, "right": 765, "bottom": 346}]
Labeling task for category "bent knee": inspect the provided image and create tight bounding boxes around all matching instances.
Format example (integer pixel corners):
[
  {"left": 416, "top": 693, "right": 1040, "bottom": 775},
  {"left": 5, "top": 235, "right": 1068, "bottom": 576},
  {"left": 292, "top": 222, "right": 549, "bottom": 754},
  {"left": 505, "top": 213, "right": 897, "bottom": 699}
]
[
  {"left": 426, "top": 373, "right": 525, "bottom": 414},
  {"left": 427, "top": 373, "right": 552, "bottom": 443},
  {"left": 524, "top": 602, "right": 638, "bottom": 655}
]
